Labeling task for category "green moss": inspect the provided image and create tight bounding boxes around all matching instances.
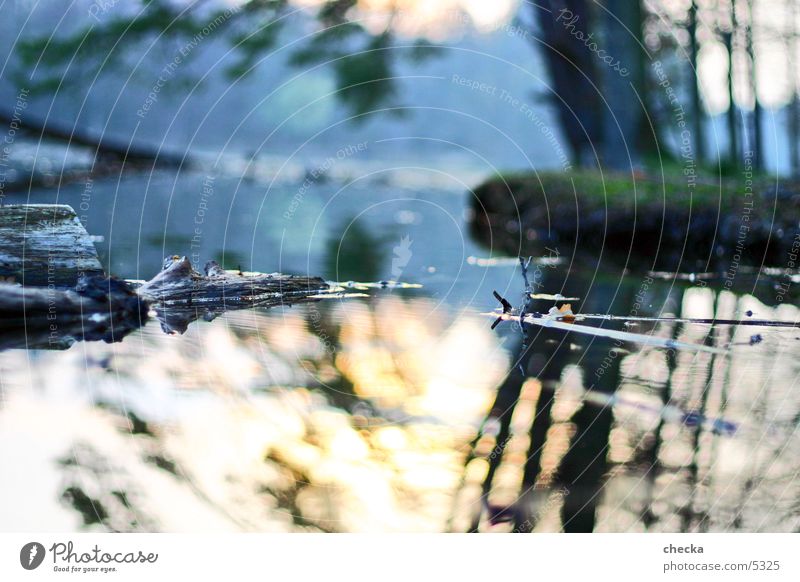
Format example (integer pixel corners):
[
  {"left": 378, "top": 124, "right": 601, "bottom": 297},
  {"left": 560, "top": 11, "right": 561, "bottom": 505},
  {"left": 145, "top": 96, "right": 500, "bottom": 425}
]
[
  {"left": 481, "top": 169, "right": 790, "bottom": 214},
  {"left": 470, "top": 168, "right": 800, "bottom": 270}
]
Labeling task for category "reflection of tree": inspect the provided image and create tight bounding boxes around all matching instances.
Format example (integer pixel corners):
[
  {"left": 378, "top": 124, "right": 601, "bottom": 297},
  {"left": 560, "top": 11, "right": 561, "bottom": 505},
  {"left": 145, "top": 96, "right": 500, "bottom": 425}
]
[
  {"left": 324, "top": 218, "right": 386, "bottom": 281},
  {"left": 455, "top": 274, "right": 800, "bottom": 533},
  {"left": 550, "top": 281, "right": 633, "bottom": 533},
  {"left": 513, "top": 327, "right": 573, "bottom": 532},
  {"left": 456, "top": 271, "right": 629, "bottom": 532}
]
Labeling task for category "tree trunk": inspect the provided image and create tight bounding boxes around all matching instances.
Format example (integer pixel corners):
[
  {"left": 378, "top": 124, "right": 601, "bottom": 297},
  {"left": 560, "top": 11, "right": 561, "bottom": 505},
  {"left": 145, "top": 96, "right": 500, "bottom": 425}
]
[
  {"left": 724, "top": 1, "right": 739, "bottom": 164},
  {"left": 689, "top": 1, "right": 706, "bottom": 164},
  {"left": 788, "top": 0, "right": 800, "bottom": 177},
  {"left": 746, "top": 0, "right": 763, "bottom": 170},
  {"left": 600, "top": 0, "right": 648, "bottom": 170},
  {"left": 530, "top": 0, "right": 603, "bottom": 167}
]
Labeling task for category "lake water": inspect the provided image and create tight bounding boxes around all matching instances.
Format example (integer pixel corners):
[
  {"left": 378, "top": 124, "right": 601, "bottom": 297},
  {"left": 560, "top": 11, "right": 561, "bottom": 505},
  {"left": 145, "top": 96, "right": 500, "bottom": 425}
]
[{"left": 1, "top": 160, "right": 799, "bottom": 533}]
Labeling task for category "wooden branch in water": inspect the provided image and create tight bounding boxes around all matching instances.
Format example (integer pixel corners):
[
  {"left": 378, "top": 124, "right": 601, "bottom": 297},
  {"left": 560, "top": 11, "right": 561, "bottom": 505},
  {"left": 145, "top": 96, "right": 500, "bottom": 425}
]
[
  {"left": 0, "top": 204, "right": 104, "bottom": 286},
  {"left": 0, "top": 204, "right": 339, "bottom": 347},
  {"left": 138, "top": 256, "right": 329, "bottom": 307},
  {"left": 0, "top": 256, "right": 336, "bottom": 347},
  {"left": 138, "top": 256, "right": 333, "bottom": 334}
]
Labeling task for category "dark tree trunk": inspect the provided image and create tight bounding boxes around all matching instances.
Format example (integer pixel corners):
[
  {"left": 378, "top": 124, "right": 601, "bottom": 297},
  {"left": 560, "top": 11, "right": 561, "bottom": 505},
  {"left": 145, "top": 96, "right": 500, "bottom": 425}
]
[
  {"left": 788, "top": 0, "right": 800, "bottom": 177},
  {"left": 600, "top": 0, "right": 648, "bottom": 170},
  {"left": 689, "top": 1, "right": 706, "bottom": 164},
  {"left": 530, "top": 0, "right": 603, "bottom": 167},
  {"left": 724, "top": 31, "right": 739, "bottom": 163},
  {"left": 745, "top": 0, "right": 763, "bottom": 170},
  {"left": 724, "top": 2, "right": 739, "bottom": 164}
]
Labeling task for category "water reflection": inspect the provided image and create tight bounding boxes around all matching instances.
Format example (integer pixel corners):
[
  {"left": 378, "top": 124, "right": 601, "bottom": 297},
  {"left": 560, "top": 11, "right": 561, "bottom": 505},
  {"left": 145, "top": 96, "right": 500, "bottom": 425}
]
[
  {"left": 2, "top": 270, "right": 799, "bottom": 532},
  {"left": 3, "top": 158, "right": 800, "bottom": 532},
  {"left": 447, "top": 269, "right": 800, "bottom": 533},
  {"left": 0, "top": 297, "right": 505, "bottom": 532}
]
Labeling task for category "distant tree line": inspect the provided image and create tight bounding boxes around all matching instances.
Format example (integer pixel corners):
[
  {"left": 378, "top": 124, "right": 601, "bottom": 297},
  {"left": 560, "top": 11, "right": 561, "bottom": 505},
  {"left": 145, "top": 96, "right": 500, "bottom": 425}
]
[
  {"left": 531, "top": 0, "right": 799, "bottom": 175},
  {"left": 7, "top": 0, "right": 799, "bottom": 176}
]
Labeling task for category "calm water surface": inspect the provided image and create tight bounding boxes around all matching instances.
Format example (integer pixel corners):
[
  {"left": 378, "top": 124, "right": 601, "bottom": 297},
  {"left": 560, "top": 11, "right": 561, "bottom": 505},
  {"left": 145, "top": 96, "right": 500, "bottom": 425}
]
[{"left": 1, "top": 163, "right": 799, "bottom": 533}]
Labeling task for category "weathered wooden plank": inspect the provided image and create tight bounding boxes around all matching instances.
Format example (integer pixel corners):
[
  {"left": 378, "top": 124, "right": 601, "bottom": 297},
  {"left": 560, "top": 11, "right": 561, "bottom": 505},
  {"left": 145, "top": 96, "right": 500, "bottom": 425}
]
[{"left": 0, "top": 204, "right": 103, "bottom": 286}]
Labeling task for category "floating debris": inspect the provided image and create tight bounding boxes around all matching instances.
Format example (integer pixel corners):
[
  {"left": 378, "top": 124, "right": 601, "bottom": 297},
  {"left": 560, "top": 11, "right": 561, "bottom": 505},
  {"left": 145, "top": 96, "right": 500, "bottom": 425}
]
[
  {"left": 467, "top": 256, "right": 563, "bottom": 267},
  {"left": 567, "top": 313, "right": 800, "bottom": 328},
  {"left": 334, "top": 280, "right": 423, "bottom": 290},
  {"left": 490, "top": 311, "right": 727, "bottom": 354},
  {"left": 548, "top": 304, "right": 576, "bottom": 323},
  {"left": 528, "top": 293, "right": 581, "bottom": 301}
]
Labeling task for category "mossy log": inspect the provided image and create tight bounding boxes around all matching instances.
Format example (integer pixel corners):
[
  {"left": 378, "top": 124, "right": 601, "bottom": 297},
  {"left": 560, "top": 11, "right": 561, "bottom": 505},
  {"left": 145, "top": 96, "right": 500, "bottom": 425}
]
[{"left": 469, "top": 171, "right": 800, "bottom": 271}]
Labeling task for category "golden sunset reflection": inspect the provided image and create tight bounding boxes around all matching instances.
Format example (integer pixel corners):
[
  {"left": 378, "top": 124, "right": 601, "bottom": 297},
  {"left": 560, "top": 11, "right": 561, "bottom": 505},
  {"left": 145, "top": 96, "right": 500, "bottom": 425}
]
[
  {"left": 0, "top": 297, "right": 504, "bottom": 532},
  {"left": 1, "top": 284, "right": 799, "bottom": 532}
]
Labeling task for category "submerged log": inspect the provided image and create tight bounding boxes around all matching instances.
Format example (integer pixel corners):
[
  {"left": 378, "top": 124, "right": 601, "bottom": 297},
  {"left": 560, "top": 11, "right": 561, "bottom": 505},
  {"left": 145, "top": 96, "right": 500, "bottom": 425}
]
[
  {"left": 0, "top": 256, "right": 335, "bottom": 346},
  {"left": 138, "top": 256, "right": 332, "bottom": 334},
  {"left": 0, "top": 277, "right": 148, "bottom": 350},
  {"left": 0, "top": 204, "right": 338, "bottom": 348},
  {"left": 0, "top": 204, "right": 103, "bottom": 286}
]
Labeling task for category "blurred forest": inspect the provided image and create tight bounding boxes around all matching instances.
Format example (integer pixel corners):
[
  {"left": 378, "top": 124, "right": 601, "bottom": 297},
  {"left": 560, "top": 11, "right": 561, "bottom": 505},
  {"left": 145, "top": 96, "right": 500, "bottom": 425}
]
[{"left": 2, "top": 0, "right": 799, "bottom": 177}]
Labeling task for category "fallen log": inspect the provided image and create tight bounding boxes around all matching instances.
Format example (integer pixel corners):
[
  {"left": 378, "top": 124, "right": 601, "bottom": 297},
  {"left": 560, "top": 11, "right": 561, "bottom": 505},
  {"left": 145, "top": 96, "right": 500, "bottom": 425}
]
[
  {"left": 138, "top": 255, "right": 333, "bottom": 334},
  {"left": 0, "top": 109, "right": 185, "bottom": 167},
  {"left": 0, "top": 204, "right": 341, "bottom": 348},
  {"left": 0, "top": 277, "right": 148, "bottom": 350},
  {"left": 0, "top": 256, "right": 337, "bottom": 348},
  {"left": 138, "top": 255, "right": 329, "bottom": 307}
]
